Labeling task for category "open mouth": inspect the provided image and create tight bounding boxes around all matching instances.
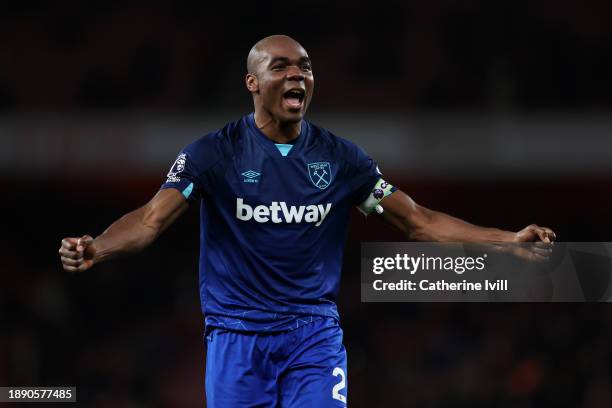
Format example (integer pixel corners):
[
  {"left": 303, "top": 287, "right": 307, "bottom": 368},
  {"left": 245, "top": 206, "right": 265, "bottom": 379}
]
[{"left": 283, "top": 89, "right": 305, "bottom": 110}]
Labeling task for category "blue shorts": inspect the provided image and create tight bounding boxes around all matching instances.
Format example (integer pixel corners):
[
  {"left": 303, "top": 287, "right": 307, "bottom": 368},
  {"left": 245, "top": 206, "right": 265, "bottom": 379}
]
[{"left": 204, "top": 318, "right": 348, "bottom": 407}]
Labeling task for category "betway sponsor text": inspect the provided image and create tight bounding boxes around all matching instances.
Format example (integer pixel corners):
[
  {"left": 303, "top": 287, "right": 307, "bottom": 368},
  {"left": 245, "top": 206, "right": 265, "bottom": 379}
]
[{"left": 236, "top": 198, "right": 332, "bottom": 227}]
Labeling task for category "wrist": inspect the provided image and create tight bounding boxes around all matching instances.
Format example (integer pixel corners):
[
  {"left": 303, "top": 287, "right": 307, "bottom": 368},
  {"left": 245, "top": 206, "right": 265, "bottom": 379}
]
[
  {"left": 85, "top": 239, "right": 99, "bottom": 264},
  {"left": 481, "top": 229, "right": 516, "bottom": 244}
]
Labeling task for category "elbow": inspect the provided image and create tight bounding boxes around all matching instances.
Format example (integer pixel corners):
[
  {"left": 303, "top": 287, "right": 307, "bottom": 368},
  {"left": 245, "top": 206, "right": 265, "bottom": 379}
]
[
  {"left": 408, "top": 225, "right": 432, "bottom": 242},
  {"left": 407, "top": 227, "right": 427, "bottom": 242},
  {"left": 140, "top": 205, "right": 164, "bottom": 240},
  {"left": 405, "top": 205, "right": 436, "bottom": 241}
]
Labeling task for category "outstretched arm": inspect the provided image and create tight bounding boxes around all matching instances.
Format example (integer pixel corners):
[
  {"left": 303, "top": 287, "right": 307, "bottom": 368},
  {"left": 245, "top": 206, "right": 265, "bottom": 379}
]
[
  {"left": 379, "top": 189, "right": 556, "bottom": 244},
  {"left": 59, "top": 188, "right": 188, "bottom": 272}
]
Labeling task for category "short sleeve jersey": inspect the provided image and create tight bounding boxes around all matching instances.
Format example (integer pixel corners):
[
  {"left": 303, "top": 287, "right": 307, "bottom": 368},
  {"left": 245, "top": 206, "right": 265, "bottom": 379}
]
[{"left": 161, "top": 114, "right": 380, "bottom": 332}]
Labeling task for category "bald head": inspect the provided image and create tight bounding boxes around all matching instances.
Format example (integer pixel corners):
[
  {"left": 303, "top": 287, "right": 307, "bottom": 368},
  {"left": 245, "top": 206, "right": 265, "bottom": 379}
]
[
  {"left": 245, "top": 34, "right": 314, "bottom": 125},
  {"left": 247, "top": 35, "right": 307, "bottom": 74}
]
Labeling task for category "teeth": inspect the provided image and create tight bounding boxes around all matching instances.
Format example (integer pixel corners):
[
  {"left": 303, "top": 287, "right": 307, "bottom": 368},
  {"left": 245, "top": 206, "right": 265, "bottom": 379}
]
[{"left": 285, "top": 91, "right": 304, "bottom": 103}]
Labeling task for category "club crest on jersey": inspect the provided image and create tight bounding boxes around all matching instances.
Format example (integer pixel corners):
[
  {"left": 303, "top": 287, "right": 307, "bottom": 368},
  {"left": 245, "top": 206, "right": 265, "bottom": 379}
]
[{"left": 307, "top": 162, "right": 332, "bottom": 190}]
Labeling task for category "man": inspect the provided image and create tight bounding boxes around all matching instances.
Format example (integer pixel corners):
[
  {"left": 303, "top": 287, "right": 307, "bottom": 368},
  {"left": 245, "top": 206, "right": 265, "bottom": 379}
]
[{"left": 59, "top": 35, "right": 555, "bottom": 407}]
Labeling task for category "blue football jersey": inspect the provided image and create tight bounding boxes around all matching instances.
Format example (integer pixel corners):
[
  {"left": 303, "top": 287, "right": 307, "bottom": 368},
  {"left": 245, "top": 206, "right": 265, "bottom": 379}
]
[{"left": 161, "top": 114, "right": 380, "bottom": 332}]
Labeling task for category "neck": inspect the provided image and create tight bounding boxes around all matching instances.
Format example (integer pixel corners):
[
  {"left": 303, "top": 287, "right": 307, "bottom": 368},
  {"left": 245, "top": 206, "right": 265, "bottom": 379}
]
[{"left": 254, "top": 110, "right": 301, "bottom": 144}]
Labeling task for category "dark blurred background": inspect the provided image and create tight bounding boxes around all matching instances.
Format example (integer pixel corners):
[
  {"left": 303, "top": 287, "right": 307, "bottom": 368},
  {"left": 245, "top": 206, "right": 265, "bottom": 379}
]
[{"left": 2, "top": 1, "right": 612, "bottom": 407}]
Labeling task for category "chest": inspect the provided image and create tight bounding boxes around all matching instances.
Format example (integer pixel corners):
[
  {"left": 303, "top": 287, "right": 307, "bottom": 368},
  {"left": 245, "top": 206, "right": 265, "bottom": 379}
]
[{"left": 223, "top": 150, "right": 346, "bottom": 205}]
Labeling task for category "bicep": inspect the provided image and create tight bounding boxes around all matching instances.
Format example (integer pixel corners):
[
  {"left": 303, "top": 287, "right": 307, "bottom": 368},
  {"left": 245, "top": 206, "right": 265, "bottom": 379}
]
[{"left": 142, "top": 188, "right": 189, "bottom": 233}]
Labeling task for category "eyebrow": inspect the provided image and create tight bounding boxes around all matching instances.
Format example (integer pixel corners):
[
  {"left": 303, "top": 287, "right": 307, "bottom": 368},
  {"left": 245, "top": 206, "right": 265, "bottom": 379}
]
[{"left": 268, "top": 56, "right": 311, "bottom": 66}]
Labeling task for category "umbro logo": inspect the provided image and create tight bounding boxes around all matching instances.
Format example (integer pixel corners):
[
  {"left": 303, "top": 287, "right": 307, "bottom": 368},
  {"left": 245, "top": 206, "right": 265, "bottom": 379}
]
[{"left": 242, "top": 170, "right": 261, "bottom": 183}]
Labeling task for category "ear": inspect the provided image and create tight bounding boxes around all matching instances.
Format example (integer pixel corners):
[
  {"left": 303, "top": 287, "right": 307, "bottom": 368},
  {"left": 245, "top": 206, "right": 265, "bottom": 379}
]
[{"left": 245, "top": 73, "right": 259, "bottom": 93}]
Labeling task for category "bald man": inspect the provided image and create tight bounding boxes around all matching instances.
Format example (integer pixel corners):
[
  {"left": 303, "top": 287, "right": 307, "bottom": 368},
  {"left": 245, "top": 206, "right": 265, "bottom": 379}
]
[{"left": 59, "top": 35, "right": 555, "bottom": 407}]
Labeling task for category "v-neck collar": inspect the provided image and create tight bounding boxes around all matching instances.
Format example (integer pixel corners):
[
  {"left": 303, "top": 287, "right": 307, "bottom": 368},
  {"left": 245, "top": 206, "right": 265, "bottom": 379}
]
[
  {"left": 246, "top": 113, "right": 306, "bottom": 158},
  {"left": 274, "top": 144, "right": 294, "bottom": 156}
]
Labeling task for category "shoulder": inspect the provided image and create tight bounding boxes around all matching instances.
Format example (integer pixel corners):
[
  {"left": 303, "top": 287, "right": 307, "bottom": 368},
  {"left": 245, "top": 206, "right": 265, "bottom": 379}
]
[
  {"left": 186, "top": 117, "right": 244, "bottom": 152},
  {"left": 307, "top": 121, "right": 372, "bottom": 167},
  {"left": 182, "top": 117, "right": 247, "bottom": 168}
]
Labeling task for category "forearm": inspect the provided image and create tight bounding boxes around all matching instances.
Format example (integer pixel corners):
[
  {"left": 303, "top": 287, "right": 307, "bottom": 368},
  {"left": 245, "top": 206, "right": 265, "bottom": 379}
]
[
  {"left": 381, "top": 192, "right": 516, "bottom": 243},
  {"left": 91, "top": 189, "right": 188, "bottom": 265},
  {"left": 91, "top": 206, "right": 160, "bottom": 264},
  {"left": 379, "top": 189, "right": 553, "bottom": 252},
  {"left": 59, "top": 189, "right": 188, "bottom": 272},
  {"left": 410, "top": 207, "right": 515, "bottom": 243}
]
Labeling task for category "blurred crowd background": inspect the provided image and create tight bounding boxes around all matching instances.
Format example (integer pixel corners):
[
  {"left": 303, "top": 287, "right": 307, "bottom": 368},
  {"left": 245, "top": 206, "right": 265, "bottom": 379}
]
[
  {"left": 2, "top": 1, "right": 612, "bottom": 407},
  {"left": 1, "top": 1, "right": 611, "bottom": 111}
]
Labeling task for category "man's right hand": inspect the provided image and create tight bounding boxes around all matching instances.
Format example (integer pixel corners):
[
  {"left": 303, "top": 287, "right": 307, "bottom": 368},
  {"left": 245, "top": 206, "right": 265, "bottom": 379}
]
[{"left": 59, "top": 235, "right": 96, "bottom": 272}]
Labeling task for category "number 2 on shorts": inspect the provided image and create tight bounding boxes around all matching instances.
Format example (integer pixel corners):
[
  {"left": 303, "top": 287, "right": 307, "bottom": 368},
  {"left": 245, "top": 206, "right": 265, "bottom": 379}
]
[{"left": 332, "top": 367, "right": 347, "bottom": 404}]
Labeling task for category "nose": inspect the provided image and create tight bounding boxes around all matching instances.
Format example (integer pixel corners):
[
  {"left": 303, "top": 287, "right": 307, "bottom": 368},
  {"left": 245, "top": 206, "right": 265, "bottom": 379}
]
[{"left": 286, "top": 65, "right": 304, "bottom": 81}]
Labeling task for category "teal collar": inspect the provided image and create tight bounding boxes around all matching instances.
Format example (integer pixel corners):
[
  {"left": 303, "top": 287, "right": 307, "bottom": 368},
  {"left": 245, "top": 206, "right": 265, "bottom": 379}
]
[{"left": 274, "top": 143, "right": 294, "bottom": 157}]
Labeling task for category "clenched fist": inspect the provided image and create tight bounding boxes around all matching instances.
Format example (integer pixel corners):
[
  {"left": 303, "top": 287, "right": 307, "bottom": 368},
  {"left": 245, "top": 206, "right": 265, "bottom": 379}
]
[
  {"left": 512, "top": 224, "right": 557, "bottom": 261},
  {"left": 515, "top": 224, "right": 556, "bottom": 244},
  {"left": 58, "top": 235, "right": 96, "bottom": 272}
]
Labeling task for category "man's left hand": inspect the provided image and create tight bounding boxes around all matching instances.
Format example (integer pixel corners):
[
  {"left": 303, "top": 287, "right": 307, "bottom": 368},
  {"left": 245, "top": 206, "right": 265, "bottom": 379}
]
[
  {"left": 515, "top": 224, "right": 557, "bottom": 243},
  {"left": 510, "top": 224, "right": 556, "bottom": 261}
]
